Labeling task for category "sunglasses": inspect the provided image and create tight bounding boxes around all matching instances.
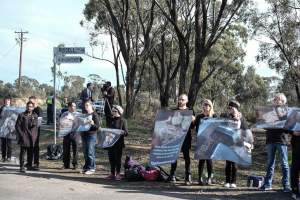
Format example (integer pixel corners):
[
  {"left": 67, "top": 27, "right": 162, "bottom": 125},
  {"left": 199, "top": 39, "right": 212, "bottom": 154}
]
[{"left": 203, "top": 103, "right": 210, "bottom": 107}]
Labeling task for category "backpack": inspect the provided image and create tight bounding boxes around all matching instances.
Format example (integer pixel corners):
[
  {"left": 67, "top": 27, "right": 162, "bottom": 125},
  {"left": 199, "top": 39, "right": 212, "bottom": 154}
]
[
  {"left": 140, "top": 166, "right": 160, "bottom": 181},
  {"left": 46, "top": 144, "right": 63, "bottom": 160},
  {"left": 124, "top": 155, "right": 145, "bottom": 181}
]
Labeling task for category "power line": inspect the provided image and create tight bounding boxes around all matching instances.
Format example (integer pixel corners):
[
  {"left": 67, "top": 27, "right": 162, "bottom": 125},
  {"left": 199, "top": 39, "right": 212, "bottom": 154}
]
[
  {"left": 15, "top": 30, "right": 29, "bottom": 88},
  {"left": 0, "top": 44, "right": 18, "bottom": 59}
]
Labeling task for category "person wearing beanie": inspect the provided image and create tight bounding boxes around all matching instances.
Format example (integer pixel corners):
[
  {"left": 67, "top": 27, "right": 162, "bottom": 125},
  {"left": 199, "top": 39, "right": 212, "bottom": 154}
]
[
  {"left": 221, "top": 99, "right": 249, "bottom": 189},
  {"left": 105, "top": 105, "right": 128, "bottom": 181},
  {"left": 194, "top": 99, "right": 217, "bottom": 185}
]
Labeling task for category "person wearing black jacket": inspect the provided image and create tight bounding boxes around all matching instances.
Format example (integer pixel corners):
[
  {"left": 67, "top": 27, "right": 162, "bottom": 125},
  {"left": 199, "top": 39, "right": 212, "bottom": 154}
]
[
  {"left": 81, "top": 100, "right": 100, "bottom": 175},
  {"left": 62, "top": 102, "right": 79, "bottom": 170},
  {"left": 221, "top": 100, "right": 250, "bottom": 189},
  {"left": 291, "top": 130, "right": 300, "bottom": 200},
  {"left": 29, "top": 96, "right": 42, "bottom": 170},
  {"left": 80, "top": 83, "right": 93, "bottom": 113},
  {"left": 15, "top": 101, "right": 39, "bottom": 172},
  {"left": 105, "top": 105, "right": 128, "bottom": 181},
  {"left": 260, "top": 93, "right": 290, "bottom": 192},
  {"left": 169, "top": 94, "right": 195, "bottom": 185},
  {"left": 101, "top": 81, "right": 115, "bottom": 127},
  {"left": 194, "top": 99, "right": 217, "bottom": 185},
  {"left": 0, "top": 96, "right": 12, "bottom": 162}
]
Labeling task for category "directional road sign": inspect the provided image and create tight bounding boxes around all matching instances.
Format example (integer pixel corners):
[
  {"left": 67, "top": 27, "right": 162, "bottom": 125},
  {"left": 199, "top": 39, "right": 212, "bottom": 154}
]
[
  {"left": 56, "top": 56, "right": 83, "bottom": 64},
  {"left": 57, "top": 47, "right": 85, "bottom": 54}
]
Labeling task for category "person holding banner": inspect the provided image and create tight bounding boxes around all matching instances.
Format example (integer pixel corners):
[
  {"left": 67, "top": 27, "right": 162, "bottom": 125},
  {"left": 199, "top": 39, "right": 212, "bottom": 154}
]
[
  {"left": 169, "top": 94, "right": 195, "bottom": 185},
  {"left": 260, "top": 93, "right": 290, "bottom": 192},
  {"left": 81, "top": 100, "right": 100, "bottom": 175},
  {"left": 15, "top": 101, "right": 39, "bottom": 172},
  {"left": 194, "top": 99, "right": 217, "bottom": 185},
  {"left": 29, "top": 96, "right": 42, "bottom": 170},
  {"left": 105, "top": 105, "right": 128, "bottom": 181},
  {"left": 222, "top": 100, "right": 249, "bottom": 188},
  {"left": 62, "top": 102, "right": 79, "bottom": 170},
  {"left": 0, "top": 96, "right": 12, "bottom": 162}
]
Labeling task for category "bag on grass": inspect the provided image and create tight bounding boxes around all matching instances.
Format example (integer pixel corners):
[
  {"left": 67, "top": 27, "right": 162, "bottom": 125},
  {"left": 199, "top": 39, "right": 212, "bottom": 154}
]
[{"left": 46, "top": 144, "right": 63, "bottom": 160}]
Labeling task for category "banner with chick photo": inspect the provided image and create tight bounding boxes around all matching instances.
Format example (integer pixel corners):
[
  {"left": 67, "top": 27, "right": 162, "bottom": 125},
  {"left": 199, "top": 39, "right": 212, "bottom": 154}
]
[{"left": 149, "top": 110, "right": 193, "bottom": 166}]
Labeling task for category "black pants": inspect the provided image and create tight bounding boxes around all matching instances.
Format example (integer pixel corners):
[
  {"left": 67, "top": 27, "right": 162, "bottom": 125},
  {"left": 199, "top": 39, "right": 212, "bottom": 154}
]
[
  {"left": 63, "top": 134, "right": 78, "bottom": 168},
  {"left": 108, "top": 146, "right": 123, "bottom": 174},
  {"left": 1, "top": 138, "right": 12, "bottom": 160},
  {"left": 170, "top": 148, "right": 191, "bottom": 179},
  {"left": 291, "top": 143, "right": 300, "bottom": 194},
  {"left": 33, "top": 130, "right": 40, "bottom": 166},
  {"left": 225, "top": 161, "right": 237, "bottom": 184},
  {"left": 20, "top": 146, "right": 33, "bottom": 168},
  {"left": 47, "top": 105, "right": 53, "bottom": 124},
  {"left": 198, "top": 159, "right": 213, "bottom": 179}
]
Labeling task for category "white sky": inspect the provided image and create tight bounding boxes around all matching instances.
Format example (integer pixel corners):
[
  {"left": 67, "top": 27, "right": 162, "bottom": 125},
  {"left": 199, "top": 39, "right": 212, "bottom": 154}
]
[{"left": 0, "top": 0, "right": 279, "bottom": 88}]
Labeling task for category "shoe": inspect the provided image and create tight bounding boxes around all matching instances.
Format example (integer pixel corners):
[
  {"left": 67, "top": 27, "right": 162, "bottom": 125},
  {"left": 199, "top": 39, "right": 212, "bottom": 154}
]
[
  {"left": 291, "top": 193, "right": 300, "bottom": 200},
  {"left": 230, "top": 183, "right": 237, "bottom": 188},
  {"left": 81, "top": 169, "right": 87, "bottom": 174},
  {"left": 19, "top": 167, "right": 26, "bottom": 173},
  {"left": 168, "top": 175, "right": 176, "bottom": 183},
  {"left": 105, "top": 174, "right": 115, "bottom": 180},
  {"left": 72, "top": 165, "right": 77, "bottom": 170},
  {"left": 260, "top": 186, "right": 272, "bottom": 191},
  {"left": 224, "top": 183, "right": 230, "bottom": 188},
  {"left": 185, "top": 174, "right": 192, "bottom": 186},
  {"left": 115, "top": 174, "right": 122, "bottom": 181},
  {"left": 198, "top": 177, "right": 204, "bottom": 186},
  {"left": 282, "top": 187, "right": 291, "bottom": 193},
  {"left": 207, "top": 178, "right": 212, "bottom": 185},
  {"left": 32, "top": 166, "right": 40, "bottom": 171},
  {"left": 1, "top": 158, "right": 6, "bottom": 162},
  {"left": 84, "top": 170, "right": 95, "bottom": 175},
  {"left": 6, "top": 158, "right": 11, "bottom": 162}
]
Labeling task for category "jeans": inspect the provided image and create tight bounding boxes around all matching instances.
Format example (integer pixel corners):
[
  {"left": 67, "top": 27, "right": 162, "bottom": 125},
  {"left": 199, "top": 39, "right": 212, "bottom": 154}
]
[
  {"left": 81, "top": 133, "right": 96, "bottom": 170},
  {"left": 264, "top": 143, "right": 290, "bottom": 188}
]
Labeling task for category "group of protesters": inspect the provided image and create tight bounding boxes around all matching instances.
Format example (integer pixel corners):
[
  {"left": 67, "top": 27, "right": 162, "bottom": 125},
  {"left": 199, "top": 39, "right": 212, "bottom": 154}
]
[{"left": 0, "top": 83, "right": 300, "bottom": 199}]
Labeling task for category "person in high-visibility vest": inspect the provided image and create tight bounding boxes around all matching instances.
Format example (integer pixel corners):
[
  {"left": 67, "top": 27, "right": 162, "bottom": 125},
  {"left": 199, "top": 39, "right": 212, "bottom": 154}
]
[{"left": 46, "top": 95, "right": 54, "bottom": 125}]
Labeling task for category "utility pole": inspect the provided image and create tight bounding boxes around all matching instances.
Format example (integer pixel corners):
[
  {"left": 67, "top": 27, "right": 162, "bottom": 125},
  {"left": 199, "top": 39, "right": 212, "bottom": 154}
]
[{"left": 15, "top": 30, "right": 28, "bottom": 88}]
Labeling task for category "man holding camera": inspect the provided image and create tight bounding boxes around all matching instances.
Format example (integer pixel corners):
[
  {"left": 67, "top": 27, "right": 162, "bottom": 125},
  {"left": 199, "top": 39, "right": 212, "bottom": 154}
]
[{"left": 101, "top": 81, "right": 115, "bottom": 127}]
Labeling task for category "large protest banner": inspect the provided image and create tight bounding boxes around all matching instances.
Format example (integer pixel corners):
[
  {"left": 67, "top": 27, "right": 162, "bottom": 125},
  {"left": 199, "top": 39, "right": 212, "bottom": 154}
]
[
  {"left": 149, "top": 110, "right": 193, "bottom": 166},
  {"left": 194, "top": 118, "right": 253, "bottom": 166},
  {"left": 58, "top": 112, "right": 93, "bottom": 137},
  {"left": 0, "top": 107, "right": 25, "bottom": 139},
  {"left": 97, "top": 128, "right": 124, "bottom": 148},
  {"left": 255, "top": 106, "right": 300, "bottom": 131}
]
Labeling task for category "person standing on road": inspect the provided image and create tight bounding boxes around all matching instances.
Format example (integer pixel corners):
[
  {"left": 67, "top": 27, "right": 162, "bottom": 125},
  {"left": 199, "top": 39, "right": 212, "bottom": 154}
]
[
  {"left": 80, "top": 83, "right": 93, "bottom": 113},
  {"left": 15, "top": 101, "right": 39, "bottom": 172},
  {"left": 81, "top": 101, "right": 100, "bottom": 175},
  {"left": 221, "top": 100, "right": 250, "bottom": 189},
  {"left": 260, "top": 93, "right": 290, "bottom": 192},
  {"left": 28, "top": 96, "right": 43, "bottom": 170},
  {"left": 62, "top": 102, "right": 79, "bottom": 170},
  {"left": 101, "top": 81, "right": 115, "bottom": 127},
  {"left": 0, "top": 96, "right": 12, "bottom": 162},
  {"left": 194, "top": 99, "right": 217, "bottom": 185},
  {"left": 105, "top": 105, "right": 128, "bottom": 181},
  {"left": 168, "top": 94, "right": 195, "bottom": 186}
]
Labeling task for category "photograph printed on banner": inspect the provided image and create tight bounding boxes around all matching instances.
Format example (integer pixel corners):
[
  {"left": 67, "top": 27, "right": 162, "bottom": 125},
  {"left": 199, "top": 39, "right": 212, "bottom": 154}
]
[
  {"left": 195, "top": 118, "right": 253, "bottom": 166},
  {"left": 97, "top": 128, "right": 124, "bottom": 149},
  {"left": 255, "top": 105, "right": 288, "bottom": 129},
  {"left": 150, "top": 109, "right": 193, "bottom": 166},
  {"left": 0, "top": 107, "right": 25, "bottom": 139}
]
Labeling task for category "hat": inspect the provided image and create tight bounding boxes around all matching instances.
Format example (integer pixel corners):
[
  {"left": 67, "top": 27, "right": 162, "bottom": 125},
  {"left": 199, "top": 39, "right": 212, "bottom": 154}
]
[
  {"left": 112, "top": 105, "right": 124, "bottom": 115},
  {"left": 228, "top": 100, "right": 240, "bottom": 110}
]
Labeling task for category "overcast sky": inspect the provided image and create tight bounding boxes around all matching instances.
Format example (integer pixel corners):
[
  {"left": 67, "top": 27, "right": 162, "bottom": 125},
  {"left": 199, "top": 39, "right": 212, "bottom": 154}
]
[{"left": 0, "top": 0, "right": 278, "bottom": 88}]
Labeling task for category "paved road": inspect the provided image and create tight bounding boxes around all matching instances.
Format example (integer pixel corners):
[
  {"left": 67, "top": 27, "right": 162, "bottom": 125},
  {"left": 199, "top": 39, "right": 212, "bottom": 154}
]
[{"left": 0, "top": 162, "right": 291, "bottom": 200}]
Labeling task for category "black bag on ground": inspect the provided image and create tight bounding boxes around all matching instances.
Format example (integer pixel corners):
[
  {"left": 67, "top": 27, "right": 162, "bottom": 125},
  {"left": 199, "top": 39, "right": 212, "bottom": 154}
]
[{"left": 46, "top": 144, "right": 63, "bottom": 160}]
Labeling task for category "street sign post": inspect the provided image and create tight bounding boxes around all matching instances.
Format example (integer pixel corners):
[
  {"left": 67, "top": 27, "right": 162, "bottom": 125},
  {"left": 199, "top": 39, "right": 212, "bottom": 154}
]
[{"left": 52, "top": 46, "right": 85, "bottom": 144}]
